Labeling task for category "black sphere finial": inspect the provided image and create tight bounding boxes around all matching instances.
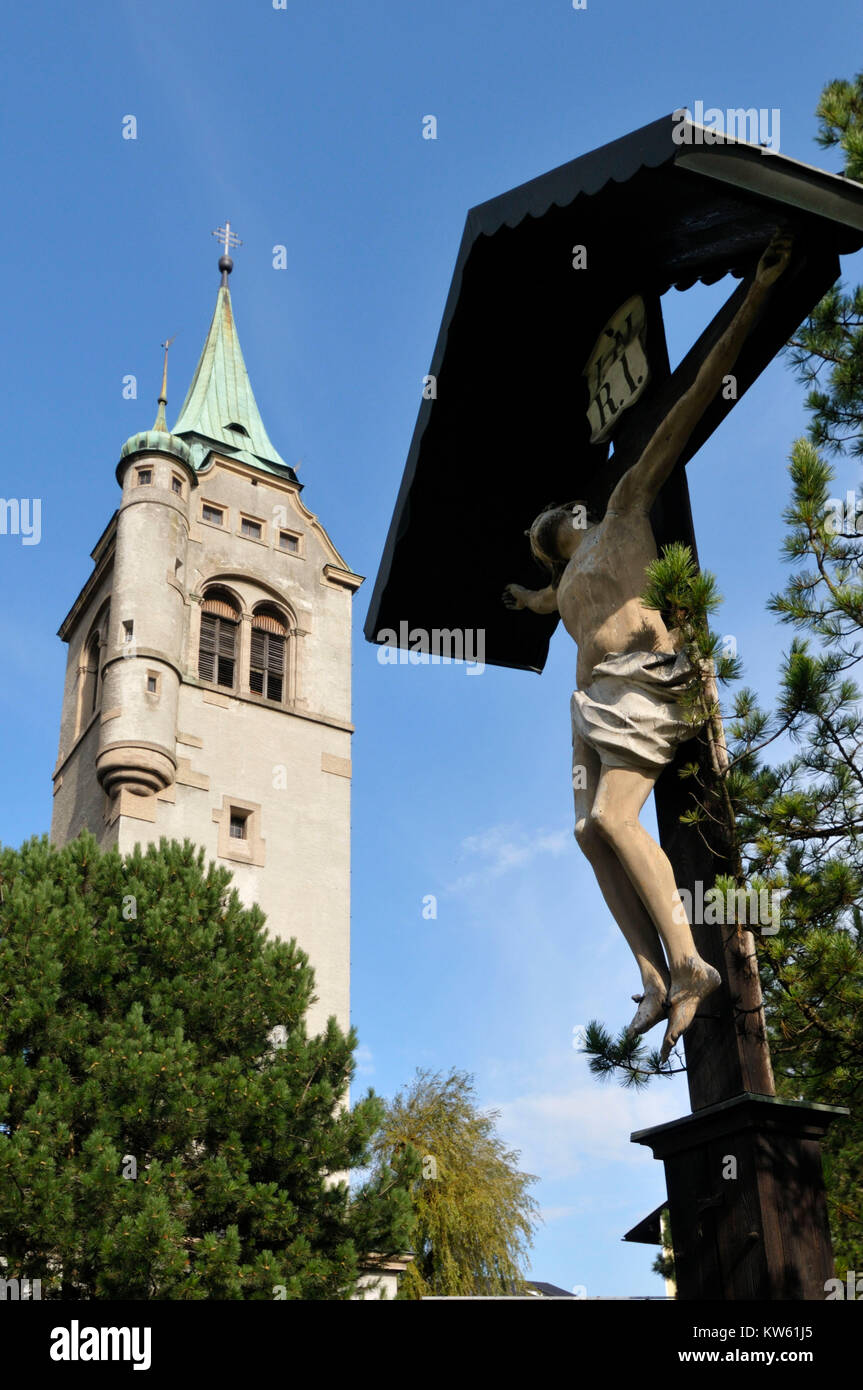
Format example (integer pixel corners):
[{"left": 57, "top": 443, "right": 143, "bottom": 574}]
[{"left": 212, "top": 223, "right": 242, "bottom": 287}]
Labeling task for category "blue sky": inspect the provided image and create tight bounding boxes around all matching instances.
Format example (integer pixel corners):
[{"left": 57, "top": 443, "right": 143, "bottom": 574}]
[{"left": 2, "top": 0, "right": 862, "bottom": 1295}]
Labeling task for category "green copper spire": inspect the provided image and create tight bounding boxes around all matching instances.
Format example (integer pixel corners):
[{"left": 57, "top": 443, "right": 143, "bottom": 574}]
[{"left": 172, "top": 237, "right": 293, "bottom": 476}]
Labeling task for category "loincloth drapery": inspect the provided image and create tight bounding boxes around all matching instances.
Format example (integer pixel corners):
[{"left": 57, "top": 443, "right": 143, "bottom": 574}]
[{"left": 571, "top": 650, "right": 702, "bottom": 776}]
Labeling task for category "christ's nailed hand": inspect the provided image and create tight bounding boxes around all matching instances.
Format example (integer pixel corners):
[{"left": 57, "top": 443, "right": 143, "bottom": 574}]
[
  {"left": 502, "top": 584, "right": 527, "bottom": 610},
  {"left": 755, "top": 231, "right": 793, "bottom": 290}
]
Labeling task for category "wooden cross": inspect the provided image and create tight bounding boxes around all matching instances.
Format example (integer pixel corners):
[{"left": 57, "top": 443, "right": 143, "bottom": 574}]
[{"left": 365, "top": 116, "right": 863, "bottom": 1297}]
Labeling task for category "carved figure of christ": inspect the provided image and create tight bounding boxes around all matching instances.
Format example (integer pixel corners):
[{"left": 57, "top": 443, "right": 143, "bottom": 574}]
[{"left": 503, "top": 234, "right": 792, "bottom": 1061}]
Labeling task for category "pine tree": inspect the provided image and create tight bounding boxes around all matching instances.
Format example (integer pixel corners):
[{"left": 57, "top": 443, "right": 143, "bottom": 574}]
[
  {"left": 760, "top": 69, "right": 863, "bottom": 1277},
  {"left": 788, "top": 72, "right": 863, "bottom": 459},
  {"left": 368, "top": 1068, "right": 539, "bottom": 1298},
  {"left": 0, "top": 833, "right": 415, "bottom": 1299}
]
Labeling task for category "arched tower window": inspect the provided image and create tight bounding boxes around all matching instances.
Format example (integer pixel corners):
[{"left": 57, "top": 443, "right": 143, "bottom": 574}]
[
  {"left": 199, "top": 588, "right": 240, "bottom": 690},
  {"left": 75, "top": 603, "right": 109, "bottom": 738},
  {"left": 80, "top": 632, "right": 101, "bottom": 720},
  {"left": 250, "top": 604, "right": 288, "bottom": 703}
]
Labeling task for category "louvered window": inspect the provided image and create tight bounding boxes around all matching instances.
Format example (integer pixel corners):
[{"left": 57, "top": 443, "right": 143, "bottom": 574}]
[
  {"left": 250, "top": 610, "right": 287, "bottom": 702},
  {"left": 199, "top": 596, "right": 239, "bottom": 689}
]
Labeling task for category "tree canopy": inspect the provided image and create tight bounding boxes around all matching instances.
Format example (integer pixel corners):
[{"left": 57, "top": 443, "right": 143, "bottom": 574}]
[
  {"left": 0, "top": 833, "right": 414, "bottom": 1299},
  {"left": 369, "top": 1067, "right": 539, "bottom": 1298}
]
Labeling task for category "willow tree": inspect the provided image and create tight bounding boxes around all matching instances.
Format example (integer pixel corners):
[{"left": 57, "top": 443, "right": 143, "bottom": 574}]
[{"left": 369, "top": 1068, "right": 539, "bottom": 1298}]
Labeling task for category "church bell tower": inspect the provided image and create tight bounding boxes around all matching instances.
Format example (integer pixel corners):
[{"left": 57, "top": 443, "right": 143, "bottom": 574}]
[{"left": 50, "top": 232, "right": 362, "bottom": 1032}]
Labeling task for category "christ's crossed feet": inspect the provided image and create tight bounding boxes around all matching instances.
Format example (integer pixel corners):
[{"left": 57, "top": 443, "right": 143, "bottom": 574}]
[
  {"left": 627, "top": 982, "right": 669, "bottom": 1038},
  {"left": 628, "top": 956, "right": 721, "bottom": 1061},
  {"left": 660, "top": 957, "right": 721, "bottom": 1063}
]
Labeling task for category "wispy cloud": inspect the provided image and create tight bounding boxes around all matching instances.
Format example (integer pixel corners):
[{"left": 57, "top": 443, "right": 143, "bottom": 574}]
[
  {"left": 539, "top": 1205, "right": 578, "bottom": 1223},
  {"left": 447, "top": 824, "right": 570, "bottom": 894},
  {"left": 494, "top": 1084, "right": 680, "bottom": 1182},
  {"left": 354, "top": 1044, "right": 374, "bottom": 1077}
]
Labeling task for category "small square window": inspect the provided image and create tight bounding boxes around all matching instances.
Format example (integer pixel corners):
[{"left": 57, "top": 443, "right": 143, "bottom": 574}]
[
  {"left": 172, "top": 476, "right": 183, "bottom": 496},
  {"left": 137, "top": 468, "right": 152, "bottom": 486},
  {"left": 202, "top": 504, "right": 224, "bottom": 526},
  {"left": 215, "top": 797, "right": 264, "bottom": 866},
  {"left": 146, "top": 674, "right": 158, "bottom": 694},
  {"left": 122, "top": 620, "right": 134, "bottom": 643},
  {"left": 241, "top": 518, "right": 263, "bottom": 541},
  {"left": 279, "top": 531, "right": 299, "bottom": 554}
]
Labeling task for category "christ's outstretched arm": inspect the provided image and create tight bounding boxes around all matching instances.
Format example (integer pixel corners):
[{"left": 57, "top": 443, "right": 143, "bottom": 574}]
[
  {"left": 502, "top": 583, "right": 559, "bottom": 614},
  {"left": 607, "top": 232, "right": 793, "bottom": 515}
]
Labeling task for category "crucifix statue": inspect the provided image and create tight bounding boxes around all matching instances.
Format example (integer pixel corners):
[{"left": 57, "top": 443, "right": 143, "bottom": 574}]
[
  {"left": 367, "top": 113, "right": 862, "bottom": 1296},
  {"left": 503, "top": 233, "right": 792, "bottom": 1062}
]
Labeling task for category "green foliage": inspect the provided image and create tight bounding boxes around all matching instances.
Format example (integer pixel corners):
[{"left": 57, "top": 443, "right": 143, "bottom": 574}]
[
  {"left": 815, "top": 72, "right": 863, "bottom": 185},
  {"left": 581, "top": 1021, "right": 681, "bottom": 1089},
  {"left": 368, "top": 1068, "right": 539, "bottom": 1299},
  {"left": 641, "top": 541, "right": 742, "bottom": 689},
  {"left": 751, "top": 75, "right": 863, "bottom": 1276},
  {"left": 739, "top": 448, "right": 863, "bottom": 1279},
  {"left": 651, "top": 1209, "right": 675, "bottom": 1286},
  {"left": 0, "top": 834, "right": 415, "bottom": 1299},
  {"left": 788, "top": 73, "right": 863, "bottom": 458},
  {"left": 788, "top": 285, "right": 863, "bottom": 458}
]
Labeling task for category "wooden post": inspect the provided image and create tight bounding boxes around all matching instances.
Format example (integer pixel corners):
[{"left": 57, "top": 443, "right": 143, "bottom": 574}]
[{"left": 632, "top": 1096, "right": 846, "bottom": 1300}]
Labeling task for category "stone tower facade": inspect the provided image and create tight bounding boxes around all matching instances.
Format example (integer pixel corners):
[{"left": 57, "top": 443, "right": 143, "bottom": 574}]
[{"left": 50, "top": 259, "right": 362, "bottom": 1033}]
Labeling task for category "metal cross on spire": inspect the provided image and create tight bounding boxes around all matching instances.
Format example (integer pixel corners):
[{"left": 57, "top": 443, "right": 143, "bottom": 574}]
[
  {"left": 153, "top": 332, "right": 177, "bottom": 433},
  {"left": 212, "top": 221, "right": 242, "bottom": 285},
  {"left": 158, "top": 333, "right": 177, "bottom": 404}
]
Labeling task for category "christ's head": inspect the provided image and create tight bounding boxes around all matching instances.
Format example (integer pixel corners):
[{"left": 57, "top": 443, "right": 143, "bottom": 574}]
[{"left": 527, "top": 499, "right": 601, "bottom": 584}]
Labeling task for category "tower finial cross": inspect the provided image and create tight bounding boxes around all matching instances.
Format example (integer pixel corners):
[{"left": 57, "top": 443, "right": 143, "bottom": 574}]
[
  {"left": 158, "top": 333, "right": 177, "bottom": 406},
  {"left": 212, "top": 221, "right": 242, "bottom": 256}
]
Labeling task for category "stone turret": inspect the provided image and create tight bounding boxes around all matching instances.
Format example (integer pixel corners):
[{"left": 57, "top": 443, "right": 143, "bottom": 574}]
[{"left": 94, "top": 428, "right": 195, "bottom": 797}]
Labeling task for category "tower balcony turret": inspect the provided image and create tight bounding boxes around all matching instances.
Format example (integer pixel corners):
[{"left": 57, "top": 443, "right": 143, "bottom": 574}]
[
  {"left": 96, "top": 434, "right": 194, "bottom": 804},
  {"left": 96, "top": 740, "right": 177, "bottom": 797}
]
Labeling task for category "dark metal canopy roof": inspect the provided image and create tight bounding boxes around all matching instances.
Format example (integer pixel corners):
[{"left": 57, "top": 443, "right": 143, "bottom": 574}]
[
  {"left": 623, "top": 1203, "right": 666, "bottom": 1246},
  {"left": 365, "top": 113, "right": 863, "bottom": 674}
]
